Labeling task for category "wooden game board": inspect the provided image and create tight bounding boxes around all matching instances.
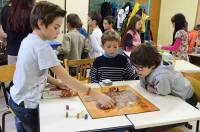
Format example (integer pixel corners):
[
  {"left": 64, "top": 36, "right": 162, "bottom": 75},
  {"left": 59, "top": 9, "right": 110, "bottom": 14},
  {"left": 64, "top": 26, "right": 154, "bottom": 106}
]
[{"left": 79, "top": 85, "right": 159, "bottom": 119}]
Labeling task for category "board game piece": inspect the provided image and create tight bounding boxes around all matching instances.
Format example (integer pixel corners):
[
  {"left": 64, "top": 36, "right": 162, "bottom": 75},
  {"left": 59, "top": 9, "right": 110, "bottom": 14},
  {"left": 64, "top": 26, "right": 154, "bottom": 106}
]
[
  {"left": 66, "top": 105, "right": 69, "bottom": 110},
  {"left": 84, "top": 114, "right": 88, "bottom": 120}
]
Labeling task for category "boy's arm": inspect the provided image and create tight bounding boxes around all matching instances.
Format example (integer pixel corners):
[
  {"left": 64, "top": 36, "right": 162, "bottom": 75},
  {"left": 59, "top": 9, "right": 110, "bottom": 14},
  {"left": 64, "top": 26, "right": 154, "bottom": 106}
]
[
  {"left": 161, "top": 38, "right": 182, "bottom": 51},
  {"left": 50, "top": 65, "right": 115, "bottom": 108},
  {"left": 153, "top": 77, "right": 171, "bottom": 95}
]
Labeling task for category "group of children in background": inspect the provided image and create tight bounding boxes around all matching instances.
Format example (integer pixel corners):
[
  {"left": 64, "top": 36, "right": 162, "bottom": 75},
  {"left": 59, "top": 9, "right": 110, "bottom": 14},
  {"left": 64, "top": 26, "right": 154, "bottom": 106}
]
[{"left": 0, "top": 1, "right": 198, "bottom": 132}]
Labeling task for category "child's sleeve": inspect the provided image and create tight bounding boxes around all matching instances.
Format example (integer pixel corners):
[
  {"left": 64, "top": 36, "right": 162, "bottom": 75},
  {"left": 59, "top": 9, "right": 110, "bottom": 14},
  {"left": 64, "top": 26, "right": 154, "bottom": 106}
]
[
  {"left": 89, "top": 60, "right": 99, "bottom": 83},
  {"left": 161, "top": 38, "right": 182, "bottom": 51},
  {"left": 62, "top": 34, "right": 71, "bottom": 54},
  {"left": 153, "top": 77, "right": 171, "bottom": 96},
  {"left": 123, "top": 61, "right": 138, "bottom": 80},
  {"left": 37, "top": 44, "right": 61, "bottom": 70}
]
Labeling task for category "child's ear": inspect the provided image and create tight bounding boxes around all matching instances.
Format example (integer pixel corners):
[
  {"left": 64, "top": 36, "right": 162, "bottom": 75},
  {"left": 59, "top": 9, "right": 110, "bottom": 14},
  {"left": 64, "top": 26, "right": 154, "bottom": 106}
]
[
  {"left": 101, "top": 44, "right": 105, "bottom": 49},
  {"left": 37, "top": 20, "right": 44, "bottom": 29}
]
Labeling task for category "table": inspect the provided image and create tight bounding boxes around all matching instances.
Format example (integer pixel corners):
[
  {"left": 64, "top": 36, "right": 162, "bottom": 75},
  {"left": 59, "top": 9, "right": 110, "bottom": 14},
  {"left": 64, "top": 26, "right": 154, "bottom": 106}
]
[
  {"left": 123, "top": 50, "right": 200, "bottom": 72},
  {"left": 106, "top": 80, "right": 200, "bottom": 129},
  {"left": 40, "top": 81, "right": 200, "bottom": 131},
  {"left": 39, "top": 83, "right": 132, "bottom": 132},
  {"left": 175, "top": 60, "right": 200, "bottom": 72}
]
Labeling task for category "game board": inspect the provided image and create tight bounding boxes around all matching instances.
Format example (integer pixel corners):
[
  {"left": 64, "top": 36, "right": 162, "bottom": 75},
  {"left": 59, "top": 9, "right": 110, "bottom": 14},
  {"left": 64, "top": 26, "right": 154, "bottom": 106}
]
[{"left": 79, "top": 85, "right": 159, "bottom": 119}]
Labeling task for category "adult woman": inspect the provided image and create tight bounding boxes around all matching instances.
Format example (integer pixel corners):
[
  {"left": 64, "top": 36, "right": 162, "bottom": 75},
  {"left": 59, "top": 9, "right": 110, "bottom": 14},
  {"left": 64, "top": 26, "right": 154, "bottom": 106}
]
[{"left": 1, "top": 0, "right": 35, "bottom": 64}]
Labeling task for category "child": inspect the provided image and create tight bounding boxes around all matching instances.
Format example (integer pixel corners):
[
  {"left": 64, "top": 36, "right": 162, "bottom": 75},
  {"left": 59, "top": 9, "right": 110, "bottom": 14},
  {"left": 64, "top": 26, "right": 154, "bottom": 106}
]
[
  {"left": 161, "top": 13, "right": 188, "bottom": 61},
  {"left": 121, "top": 15, "right": 142, "bottom": 51},
  {"left": 90, "top": 30, "right": 137, "bottom": 83},
  {"left": 8, "top": 2, "right": 115, "bottom": 132},
  {"left": 88, "top": 12, "right": 104, "bottom": 58},
  {"left": 61, "top": 13, "right": 86, "bottom": 60},
  {"left": 130, "top": 43, "right": 197, "bottom": 107},
  {"left": 188, "top": 24, "right": 200, "bottom": 53},
  {"left": 103, "top": 16, "right": 115, "bottom": 32}
]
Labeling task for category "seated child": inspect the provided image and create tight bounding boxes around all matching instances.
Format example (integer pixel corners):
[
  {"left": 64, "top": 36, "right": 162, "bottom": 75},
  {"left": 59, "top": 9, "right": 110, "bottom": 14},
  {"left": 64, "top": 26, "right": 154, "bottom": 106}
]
[
  {"left": 130, "top": 43, "right": 197, "bottom": 107},
  {"left": 90, "top": 30, "right": 138, "bottom": 83}
]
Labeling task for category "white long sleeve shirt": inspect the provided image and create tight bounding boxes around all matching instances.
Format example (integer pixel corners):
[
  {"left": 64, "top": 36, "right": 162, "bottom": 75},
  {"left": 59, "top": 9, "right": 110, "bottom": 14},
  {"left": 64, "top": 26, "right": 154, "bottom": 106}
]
[{"left": 89, "top": 28, "right": 104, "bottom": 58}]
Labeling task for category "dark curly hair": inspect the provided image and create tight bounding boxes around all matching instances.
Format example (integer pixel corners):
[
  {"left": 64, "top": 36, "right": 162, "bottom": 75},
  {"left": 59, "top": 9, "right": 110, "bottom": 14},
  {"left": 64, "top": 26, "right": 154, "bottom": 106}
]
[{"left": 130, "top": 43, "right": 162, "bottom": 68}]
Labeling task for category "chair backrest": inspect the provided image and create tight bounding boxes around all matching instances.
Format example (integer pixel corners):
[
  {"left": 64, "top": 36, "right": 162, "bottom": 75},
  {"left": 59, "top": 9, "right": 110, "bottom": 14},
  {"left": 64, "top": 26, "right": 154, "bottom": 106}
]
[
  {"left": 0, "top": 64, "right": 16, "bottom": 106},
  {"left": 0, "top": 64, "right": 15, "bottom": 82},
  {"left": 64, "top": 58, "right": 94, "bottom": 82},
  {"left": 182, "top": 72, "right": 200, "bottom": 102}
]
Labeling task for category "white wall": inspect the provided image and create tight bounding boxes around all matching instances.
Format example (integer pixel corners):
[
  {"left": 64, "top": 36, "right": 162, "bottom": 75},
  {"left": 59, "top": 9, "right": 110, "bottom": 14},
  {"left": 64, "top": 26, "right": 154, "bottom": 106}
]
[
  {"left": 36, "top": 0, "right": 89, "bottom": 41},
  {"left": 157, "top": 0, "right": 198, "bottom": 45}
]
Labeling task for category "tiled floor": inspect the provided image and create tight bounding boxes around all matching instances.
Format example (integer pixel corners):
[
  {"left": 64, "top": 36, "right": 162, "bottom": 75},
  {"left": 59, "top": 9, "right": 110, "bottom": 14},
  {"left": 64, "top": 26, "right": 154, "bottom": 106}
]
[{"left": 0, "top": 89, "right": 199, "bottom": 132}]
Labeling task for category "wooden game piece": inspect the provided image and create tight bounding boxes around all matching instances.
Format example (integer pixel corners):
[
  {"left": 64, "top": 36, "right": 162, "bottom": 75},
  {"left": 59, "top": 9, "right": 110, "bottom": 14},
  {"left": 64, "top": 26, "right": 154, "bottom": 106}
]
[
  {"left": 66, "top": 112, "right": 69, "bottom": 118},
  {"left": 77, "top": 113, "right": 80, "bottom": 119},
  {"left": 66, "top": 105, "right": 69, "bottom": 110},
  {"left": 116, "top": 87, "right": 119, "bottom": 92},
  {"left": 84, "top": 114, "right": 88, "bottom": 119}
]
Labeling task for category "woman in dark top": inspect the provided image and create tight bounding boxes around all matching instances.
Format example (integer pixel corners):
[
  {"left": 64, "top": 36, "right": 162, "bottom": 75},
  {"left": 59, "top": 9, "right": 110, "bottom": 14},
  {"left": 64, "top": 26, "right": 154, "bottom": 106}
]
[{"left": 1, "top": 0, "right": 35, "bottom": 64}]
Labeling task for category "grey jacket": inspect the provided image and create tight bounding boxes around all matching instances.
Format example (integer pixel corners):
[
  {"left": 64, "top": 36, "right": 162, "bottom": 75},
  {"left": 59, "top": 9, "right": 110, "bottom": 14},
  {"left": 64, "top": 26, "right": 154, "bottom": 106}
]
[{"left": 140, "top": 61, "right": 194, "bottom": 100}]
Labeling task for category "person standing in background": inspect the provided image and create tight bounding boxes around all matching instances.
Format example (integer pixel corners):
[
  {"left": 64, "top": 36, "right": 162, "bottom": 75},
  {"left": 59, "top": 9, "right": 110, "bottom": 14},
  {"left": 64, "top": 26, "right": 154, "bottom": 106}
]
[
  {"left": 88, "top": 12, "right": 104, "bottom": 58},
  {"left": 1, "top": 0, "right": 35, "bottom": 64},
  {"left": 121, "top": 15, "right": 142, "bottom": 52},
  {"left": 103, "top": 16, "right": 115, "bottom": 32},
  {"left": 161, "top": 13, "right": 189, "bottom": 61}
]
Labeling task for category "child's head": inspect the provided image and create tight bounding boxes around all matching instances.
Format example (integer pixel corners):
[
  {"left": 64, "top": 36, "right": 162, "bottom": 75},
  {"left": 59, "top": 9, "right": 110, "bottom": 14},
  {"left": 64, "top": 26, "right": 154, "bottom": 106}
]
[
  {"left": 127, "top": 15, "right": 142, "bottom": 32},
  {"left": 171, "top": 13, "right": 187, "bottom": 30},
  {"left": 101, "top": 30, "right": 120, "bottom": 57},
  {"left": 88, "top": 12, "right": 102, "bottom": 27},
  {"left": 103, "top": 16, "right": 114, "bottom": 31},
  {"left": 66, "top": 13, "right": 81, "bottom": 30},
  {"left": 130, "top": 43, "right": 162, "bottom": 78},
  {"left": 30, "top": 1, "right": 66, "bottom": 40}
]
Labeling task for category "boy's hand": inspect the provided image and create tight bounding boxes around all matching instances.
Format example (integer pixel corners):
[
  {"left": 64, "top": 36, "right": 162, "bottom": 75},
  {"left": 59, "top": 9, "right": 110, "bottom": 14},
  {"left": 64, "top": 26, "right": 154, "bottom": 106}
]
[
  {"left": 146, "top": 85, "right": 157, "bottom": 94},
  {"left": 91, "top": 91, "right": 116, "bottom": 109}
]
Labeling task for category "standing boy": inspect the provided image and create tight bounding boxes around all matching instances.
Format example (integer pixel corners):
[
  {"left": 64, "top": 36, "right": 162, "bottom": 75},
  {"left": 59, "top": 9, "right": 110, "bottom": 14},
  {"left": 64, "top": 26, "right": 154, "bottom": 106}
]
[
  {"left": 9, "top": 2, "right": 115, "bottom": 132},
  {"left": 88, "top": 12, "right": 103, "bottom": 58}
]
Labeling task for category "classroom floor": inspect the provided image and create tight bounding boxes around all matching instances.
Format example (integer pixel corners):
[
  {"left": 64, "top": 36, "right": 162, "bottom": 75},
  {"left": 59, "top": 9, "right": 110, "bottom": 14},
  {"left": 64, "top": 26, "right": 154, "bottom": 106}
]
[{"left": 0, "top": 89, "right": 199, "bottom": 132}]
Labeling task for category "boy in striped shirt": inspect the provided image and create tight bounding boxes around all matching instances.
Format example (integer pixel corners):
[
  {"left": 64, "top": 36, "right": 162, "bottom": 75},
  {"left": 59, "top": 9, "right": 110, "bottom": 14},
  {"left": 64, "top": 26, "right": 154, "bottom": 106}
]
[{"left": 90, "top": 30, "right": 137, "bottom": 83}]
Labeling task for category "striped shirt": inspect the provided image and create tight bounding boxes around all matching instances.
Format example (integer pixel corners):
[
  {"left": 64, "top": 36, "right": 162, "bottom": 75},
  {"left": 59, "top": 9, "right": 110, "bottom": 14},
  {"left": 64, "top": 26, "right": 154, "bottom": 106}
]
[{"left": 90, "top": 54, "right": 137, "bottom": 83}]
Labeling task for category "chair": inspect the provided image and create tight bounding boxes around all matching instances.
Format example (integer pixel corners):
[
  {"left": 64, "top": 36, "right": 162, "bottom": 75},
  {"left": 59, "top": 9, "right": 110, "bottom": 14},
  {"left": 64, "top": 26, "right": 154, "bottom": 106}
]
[
  {"left": 0, "top": 64, "right": 16, "bottom": 132},
  {"left": 182, "top": 72, "right": 200, "bottom": 132},
  {"left": 64, "top": 58, "right": 94, "bottom": 83}
]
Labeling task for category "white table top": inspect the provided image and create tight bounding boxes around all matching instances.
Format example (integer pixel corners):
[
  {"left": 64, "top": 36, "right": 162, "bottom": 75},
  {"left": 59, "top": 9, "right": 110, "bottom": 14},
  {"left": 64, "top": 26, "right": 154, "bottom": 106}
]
[
  {"left": 39, "top": 83, "right": 132, "bottom": 132},
  {"left": 109, "top": 80, "right": 200, "bottom": 129},
  {"left": 123, "top": 50, "right": 200, "bottom": 72},
  {"left": 175, "top": 60, "right": 200, "bottom": 72}
]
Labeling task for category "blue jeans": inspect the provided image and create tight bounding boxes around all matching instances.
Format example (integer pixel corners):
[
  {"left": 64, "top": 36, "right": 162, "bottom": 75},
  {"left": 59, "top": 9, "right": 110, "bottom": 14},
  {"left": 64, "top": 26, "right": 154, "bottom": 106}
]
[
  {"left": 15, "top": 116, "right": 26, "bottom": 132},
  {"left": 9, "top": 97, "right": 39, "bottom": 132}
]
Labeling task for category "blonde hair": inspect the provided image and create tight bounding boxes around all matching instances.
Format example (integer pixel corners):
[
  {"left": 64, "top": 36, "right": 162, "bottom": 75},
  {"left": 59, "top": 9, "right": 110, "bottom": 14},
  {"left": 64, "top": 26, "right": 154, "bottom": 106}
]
[{"left": 101, "top": 30, "right": 120, "bottom": 45}]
